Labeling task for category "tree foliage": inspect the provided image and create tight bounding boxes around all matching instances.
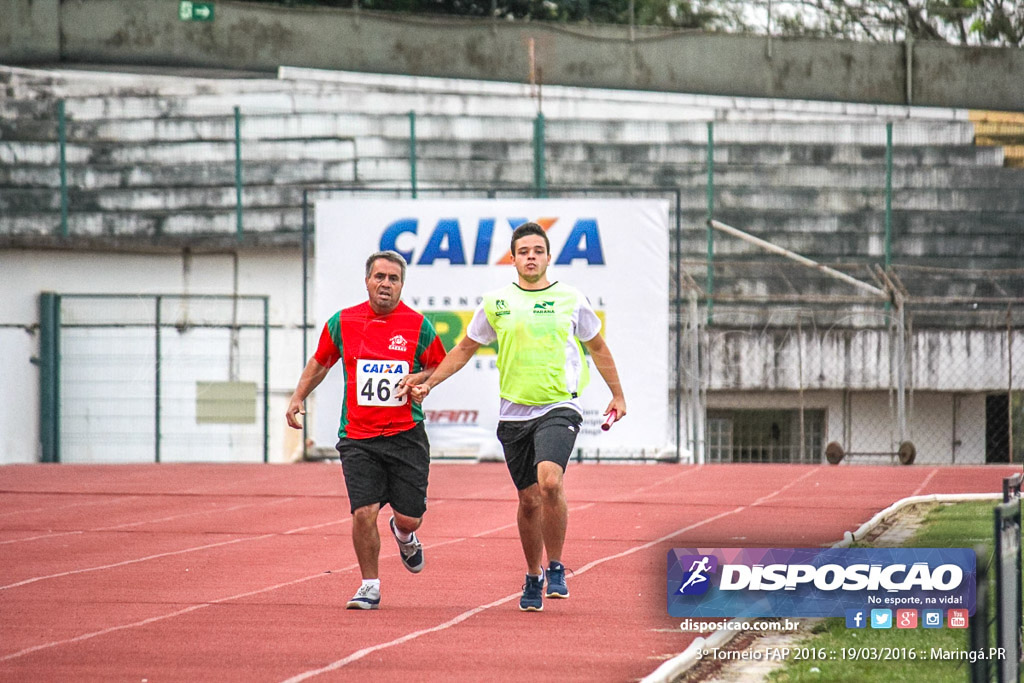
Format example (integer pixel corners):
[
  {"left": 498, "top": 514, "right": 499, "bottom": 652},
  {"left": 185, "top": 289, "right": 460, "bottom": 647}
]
[
  {"left": 252, "top": 0, "right": 1024, "bottom": 45},
  {"left": 762, "top": 0, "right": 1023, "bottom": 46}
]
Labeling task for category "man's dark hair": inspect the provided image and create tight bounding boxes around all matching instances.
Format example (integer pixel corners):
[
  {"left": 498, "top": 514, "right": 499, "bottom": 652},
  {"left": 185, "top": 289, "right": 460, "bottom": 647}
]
[
  {"left": 365, "top": 250, "right": 407, "bottom": 281},
  {"left": 510, "top": 222, "right": 550, "bottom": 255}
]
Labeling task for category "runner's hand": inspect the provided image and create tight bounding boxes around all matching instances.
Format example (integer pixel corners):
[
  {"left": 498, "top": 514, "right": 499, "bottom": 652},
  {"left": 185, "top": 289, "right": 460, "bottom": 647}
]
[
  {"left": 285, "top": 397, "right": 305, "bottom": 429},
  {"left": 396, "top": 373, "right": 428, "bottom": 403},
  {"left": 409, "top": 383, "right": 431, "bottom": 403},
  {"left": 604, "top": 397, "right": 626, "bottom": 425}
]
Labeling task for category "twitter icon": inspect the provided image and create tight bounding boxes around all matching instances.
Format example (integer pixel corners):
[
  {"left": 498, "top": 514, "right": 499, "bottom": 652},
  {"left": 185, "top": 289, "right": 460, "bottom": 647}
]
[{"left": 871, "top": 609, "right": 893, "bottom": 629}]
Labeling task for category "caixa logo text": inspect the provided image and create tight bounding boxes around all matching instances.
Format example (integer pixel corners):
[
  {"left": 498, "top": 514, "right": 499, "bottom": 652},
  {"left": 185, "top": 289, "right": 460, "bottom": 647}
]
[
  {"left": 380, "top": 217, "right": 605, "bottom": 266},
  {"left": 717, "top": 562, "right": 963, "bottom": 592}
]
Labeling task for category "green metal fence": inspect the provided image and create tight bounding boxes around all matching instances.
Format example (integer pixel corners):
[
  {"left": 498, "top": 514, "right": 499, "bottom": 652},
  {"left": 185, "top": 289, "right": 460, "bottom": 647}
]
[{"left": 38, "top": 293, "right": 270, "bottom": 463}]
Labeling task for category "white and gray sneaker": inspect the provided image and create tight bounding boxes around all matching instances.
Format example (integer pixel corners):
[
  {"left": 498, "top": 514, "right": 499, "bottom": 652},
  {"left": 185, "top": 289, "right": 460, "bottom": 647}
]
[
  {"left": 346, "top": 583, "right": 381, "bottom": 610},
  {"left": 389, "top": 516, "right": 424, "bottom": 573}
]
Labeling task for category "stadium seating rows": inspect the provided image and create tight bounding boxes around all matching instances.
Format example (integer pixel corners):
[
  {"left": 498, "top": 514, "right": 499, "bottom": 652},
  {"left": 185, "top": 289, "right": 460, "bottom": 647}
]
[{"left": 2, "top": 63, "right": 1022, "bottom": 288}]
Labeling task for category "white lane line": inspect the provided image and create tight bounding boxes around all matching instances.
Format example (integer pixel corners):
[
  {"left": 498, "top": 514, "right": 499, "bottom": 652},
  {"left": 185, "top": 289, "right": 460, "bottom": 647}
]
[
  {"left": 0, "top": 505, "right": 527, "bottom": 664},
  {"left": 608, "top": 467, "right": 699, "bottom": 502},
  {"left": 910, "top": 469, "right": 938, "bottom": 497},
  {"left": 0, "top": 536, "right": 270, "bottom": 591},
  {"left": 0, "top": 495, "right": 143, "bottom": 520},
  {"left": 0, "top": 508, "right": 351, "bottom": 591},
  {"left": 0, "top": 604, "right": 211, "bottom": 663},
  {"left": 0, "top": 497, "right": 297, "bottom": 546},
  {"left": 278, "top": 468, "right": 821, "bottom": 681},
  {"left": 0, "top": 530, "right": 84, "bottom": 545},
  {"left": 0, "top": 470, "right": 807, "bottom": 667},
  {"left": 0, "top": 487, "right": 503, "bottom": 661}
]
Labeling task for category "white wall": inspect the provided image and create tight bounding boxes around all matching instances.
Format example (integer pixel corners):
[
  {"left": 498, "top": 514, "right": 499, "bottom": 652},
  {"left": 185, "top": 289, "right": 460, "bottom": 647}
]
[{"left": 0, "top": 249, "right": 306, "bottom": 464}]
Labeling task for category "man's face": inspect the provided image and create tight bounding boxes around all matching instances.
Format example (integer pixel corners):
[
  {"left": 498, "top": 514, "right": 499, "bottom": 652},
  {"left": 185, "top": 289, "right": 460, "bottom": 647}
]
[
  {"left": 512, "top": 234, "right": 550, "bottom": 284},
  {"left": 365, "top": 258, "right": 404, "bottom": 314}
]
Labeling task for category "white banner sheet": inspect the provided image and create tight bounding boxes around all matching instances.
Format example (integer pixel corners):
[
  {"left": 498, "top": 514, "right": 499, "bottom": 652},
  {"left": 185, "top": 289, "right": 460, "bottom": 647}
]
[{"left": 313, "top": 199, "right": 670, "bottom": 458}]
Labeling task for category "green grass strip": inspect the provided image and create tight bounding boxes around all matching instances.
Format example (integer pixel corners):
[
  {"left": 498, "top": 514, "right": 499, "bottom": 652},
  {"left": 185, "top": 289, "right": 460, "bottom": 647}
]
[{"left": 768, "top": 500, "right": 1011, "bottom": 683}]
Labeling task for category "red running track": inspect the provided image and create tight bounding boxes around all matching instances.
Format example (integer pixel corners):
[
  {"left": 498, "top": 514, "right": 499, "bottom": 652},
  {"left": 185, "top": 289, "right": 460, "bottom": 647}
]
[{"left": 0, "top": 462, "right": 1018, "bottom": 682}]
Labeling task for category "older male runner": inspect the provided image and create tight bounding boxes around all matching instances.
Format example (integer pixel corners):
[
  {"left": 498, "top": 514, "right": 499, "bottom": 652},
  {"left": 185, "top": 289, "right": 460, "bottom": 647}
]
[{"left": 286, "top": 250, "right": 446, "bottom": 610}]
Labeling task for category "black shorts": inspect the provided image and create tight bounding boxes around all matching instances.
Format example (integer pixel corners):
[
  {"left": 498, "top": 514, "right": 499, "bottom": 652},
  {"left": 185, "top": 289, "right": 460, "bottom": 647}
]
[
  {"left": 496, "top": 408, "right": 583, "bottom": 491},
  {"left": 335, "top": 422, "right": 430, "bottom": 517}
]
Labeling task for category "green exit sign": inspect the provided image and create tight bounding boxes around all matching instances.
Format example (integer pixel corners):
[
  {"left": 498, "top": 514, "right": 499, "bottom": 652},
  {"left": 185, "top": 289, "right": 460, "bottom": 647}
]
[{"left": 179, "top": 1, "right": 214, "bottom": 21}]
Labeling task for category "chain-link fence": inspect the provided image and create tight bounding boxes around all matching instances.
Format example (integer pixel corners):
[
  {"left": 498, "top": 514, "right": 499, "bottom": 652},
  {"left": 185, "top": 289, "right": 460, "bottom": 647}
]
[
  {"left": 40, "top": 293, "right": 270, "bottom": 463},
  {"left": 681, "top": 257, "right": 1024, "bottom": 466}
]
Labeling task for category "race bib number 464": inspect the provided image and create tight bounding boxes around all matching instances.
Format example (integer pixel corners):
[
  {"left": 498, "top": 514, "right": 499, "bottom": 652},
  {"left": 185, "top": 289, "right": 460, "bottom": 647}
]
[{"left": 356, "top": 360, "right": 409, "bottom": 407}]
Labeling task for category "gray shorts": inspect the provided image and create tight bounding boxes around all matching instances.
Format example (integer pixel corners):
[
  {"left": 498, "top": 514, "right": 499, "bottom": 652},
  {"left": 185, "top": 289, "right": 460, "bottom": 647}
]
[{"left": 496, "top": 408, "right": 583, "bottom": 490}]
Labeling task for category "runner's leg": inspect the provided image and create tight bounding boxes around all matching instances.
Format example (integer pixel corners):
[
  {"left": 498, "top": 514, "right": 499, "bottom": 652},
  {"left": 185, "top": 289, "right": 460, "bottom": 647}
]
[
  {"left": 351, "top": 503, "right": 381, "bottom": 579},
  {"left": 537, "top": 460, "right": 567, "bottom": 563},
  {"left": 517, "top": 484, "right": 544, "bottom": 576}
]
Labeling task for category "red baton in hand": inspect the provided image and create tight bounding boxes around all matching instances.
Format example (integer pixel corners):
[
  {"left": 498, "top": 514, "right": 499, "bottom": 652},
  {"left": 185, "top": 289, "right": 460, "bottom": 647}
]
[{"left": 601, "top": 410, "right": 618, "bottom": 431}]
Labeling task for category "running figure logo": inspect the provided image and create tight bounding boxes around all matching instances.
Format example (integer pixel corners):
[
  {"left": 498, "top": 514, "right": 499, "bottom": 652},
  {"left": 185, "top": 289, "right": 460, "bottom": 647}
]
[{"left": 676, "top": 554, "right": 718, "bottom": 595}]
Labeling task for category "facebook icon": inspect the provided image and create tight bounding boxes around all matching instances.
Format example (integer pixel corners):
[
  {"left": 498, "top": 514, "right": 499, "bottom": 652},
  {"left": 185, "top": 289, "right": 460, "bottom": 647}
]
[{"left": 845, "top": 609, "right": 866, "bottom": 629}]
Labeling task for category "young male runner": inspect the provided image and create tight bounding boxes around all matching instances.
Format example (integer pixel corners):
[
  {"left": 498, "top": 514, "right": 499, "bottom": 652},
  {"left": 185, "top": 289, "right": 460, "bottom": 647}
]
[
  {"left": 405, "top": 222, "right": 626, "bottom": 611},
  {"left": 286, "top": 250, "right": 446, "bottom": 610}
]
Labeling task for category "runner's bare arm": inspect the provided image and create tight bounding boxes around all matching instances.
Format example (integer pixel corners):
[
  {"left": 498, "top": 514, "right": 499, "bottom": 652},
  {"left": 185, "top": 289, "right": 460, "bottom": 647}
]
[
  {"left": 285, "top": 358, "right": 330, "bottom": 429},
  {"left": 406, "top": 336, "right": 481, "bottom": 401},
  {"left": 582, "top": 334, "right": 626, "bottom": 424}
]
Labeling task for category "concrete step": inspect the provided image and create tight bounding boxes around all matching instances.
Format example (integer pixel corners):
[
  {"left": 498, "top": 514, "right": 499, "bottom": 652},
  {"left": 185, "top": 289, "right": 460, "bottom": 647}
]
[
  {"left": 0, "top": 139, "right": 357, "bottom": 165},
  {"left": 403, "top": 139, "right": 1004, "bottom": 167},
  {"left": 0, "top": 64, "right": 326, "bottom": 99},
  {"left": 3, "top": 102, "right": 978, "bottom": 147},
  {"left": 0, "top": 207, "right": 302, "bottom": 236},
  {"left": 278, "top": 67, "right": 969, "bottom": 123},
  {"left": 679, "top": 231, "right": 1020, "bottom": 261},
  {"left": 0, "top": 159, "right": 356, "bottom": 189},
  {"left": 0, "top": 185, "right": 307, "bottom": 212},
  {"left": 4, "top": 64, "right": 969, "bottom": 124},
  {"left": 711, "top": 186, "right": 1024, "bottom": 212},
  {"left": 710, "top": 209, "right": 1024, "bottom": 237},
  {"left": 3, "top": 153, "right": 1017, "bottom": 216},
  {"left": 528, "top": 160, "right": 1019, "bottom": 190}
]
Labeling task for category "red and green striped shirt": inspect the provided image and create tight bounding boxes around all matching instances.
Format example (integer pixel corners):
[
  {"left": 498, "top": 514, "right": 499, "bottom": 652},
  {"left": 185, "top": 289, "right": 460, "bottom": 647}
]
[{"left": 314, "top": 301, "right": 446, "bottom": 439}]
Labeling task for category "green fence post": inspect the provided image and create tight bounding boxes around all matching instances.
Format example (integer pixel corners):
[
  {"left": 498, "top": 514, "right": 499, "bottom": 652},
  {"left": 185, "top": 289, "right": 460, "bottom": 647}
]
[
  {"left": 533, "top": 112, "right": 547, "bottom": 198},
  {"left": 706, "top": 121, "right": 715, "bottom": 324},
  {"left": 38, "top": 293, "right": 61, "bottom": 463},
  {"left": 884, "top": 121, "right": 893, "bottom": 270},
  {"left": 155, "top": 295, "right": 162, "bottom": 464},
  {"left": 234, "top": 106, "right": 243, "bottom": 240},
  {"left": 301, "top": 190, "right": 310, "bottom": 461},
  {"left": 263, "top": 296, "right": 270, "bottom": 464},
  {"left": 409, "top": 110, "right": 418, "bottom": 199},
  {"left": 673, "top": 189, "right": 683, "bottom": 463},
  {"left": 57, "top": 100, "right": 69, "bottom": 238}
]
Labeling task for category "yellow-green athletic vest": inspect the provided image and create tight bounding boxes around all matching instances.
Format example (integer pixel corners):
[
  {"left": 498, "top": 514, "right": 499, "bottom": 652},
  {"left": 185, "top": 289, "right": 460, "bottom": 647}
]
[{"left": 482, "top": 282, "right": 590, "bottom": 405}]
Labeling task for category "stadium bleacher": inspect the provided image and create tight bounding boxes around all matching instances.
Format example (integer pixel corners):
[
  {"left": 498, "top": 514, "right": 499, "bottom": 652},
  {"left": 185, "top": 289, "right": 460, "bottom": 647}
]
[{"left": 1, "top": 62, "right": 1022, "bottom": 282}]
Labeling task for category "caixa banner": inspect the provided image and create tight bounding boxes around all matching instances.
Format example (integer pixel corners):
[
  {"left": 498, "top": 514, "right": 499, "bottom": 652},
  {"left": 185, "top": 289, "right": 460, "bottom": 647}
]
[
  {"left": 314, "top": 199, "right": 670, "bottom": 459},
  {"left": 667, "top": 548, "right": 976, "bottom": 618}
]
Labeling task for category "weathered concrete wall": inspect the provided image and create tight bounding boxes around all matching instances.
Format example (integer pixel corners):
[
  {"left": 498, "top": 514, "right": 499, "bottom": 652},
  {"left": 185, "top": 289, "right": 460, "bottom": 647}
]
[
  {"left": 0, "top": 0, "right": 59, "bottom": 63},
  {"left": 2, "top": 0, "right": 1023, "bottom": 110}
]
